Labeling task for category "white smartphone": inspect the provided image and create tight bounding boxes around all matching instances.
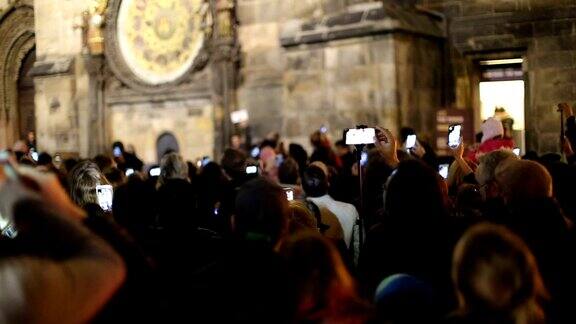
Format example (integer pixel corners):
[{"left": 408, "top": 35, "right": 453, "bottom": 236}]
[
  {"left": 113, "top": 146, "right": 122, "bottom": 158},
  {"left": 439, "top": 164, "right": 449, "bottom": 180},
  {"left": 345, "top": 128, "right": 376, "bottom": 145},
  {"left": 125, "top": 168, "right": 135, "bottom": 176},
  {"left": 448, "top": 124, "right": 462, "bottom": 149},
  {"left": 246, "top": 165, "right": 258, "bottom": 174},
  {"left": 284, "top": 188, "right": 294, "bottom": 201},
  {"left": 149, "top": 167, "right": 161, "bottom": 177},
  {"left": 360, "top": 151, "right": 368, "bottom": 166},
  {"left": 513, "top": 148, "right": 521, "bottom": 156},
  {"left": 31, "top": 151, "right": 39, "bottom": 162},
  {"left": 406, "top": 135, "right": 417, "bottom": 150},
  {"left": 96, "top": 185, "right": 114, "bottom": 212},
  {"left": 250, "top": 147, "right": 260, "bottom": 158}
]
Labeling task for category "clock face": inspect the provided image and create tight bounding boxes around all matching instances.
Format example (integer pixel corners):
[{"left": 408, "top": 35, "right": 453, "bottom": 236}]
[{"left": 117, "top": 0, "right": 205, "bottom": 85}]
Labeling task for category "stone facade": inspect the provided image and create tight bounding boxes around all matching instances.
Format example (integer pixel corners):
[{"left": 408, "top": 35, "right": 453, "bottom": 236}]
[
  {"left": 30, "top": 0, "right": 91, "bottom": 157},
  {"left": 238, "top": 0, "right": 444, "bottom": 149},
  {"left": 419, "top": 0, "right": 576, "bottom": 153},
  {"left": 2, "top": 0, "right": 576, "bottom": 159},
  {"left": 109, "top": 99, "right": 214, "bottom": 163}
]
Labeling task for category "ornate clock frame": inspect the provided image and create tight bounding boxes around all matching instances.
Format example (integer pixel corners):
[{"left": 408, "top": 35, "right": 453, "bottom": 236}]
[{"left": 103, "top": 0, "right": 213, "bottom": 93}]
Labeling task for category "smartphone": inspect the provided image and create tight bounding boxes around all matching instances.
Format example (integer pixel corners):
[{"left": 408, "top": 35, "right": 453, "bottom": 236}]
[
  {"left": 250, "top": 147, "right": 260, "bottom": 158},
  {"left": 448, "top": 124, "right": 462, "bottom": 149},
  {"left": 30, "top": 150, "right": 38, "bottom": 162},
  {"left": 320, "top": 125, "right": 328, "bottom": 134},
  {"left": 284, "top": 188, "right": 294, "bottom": 201},
  {"left": 125, "top": 168, "right": 135, "bottom": 176},
  {"left": 360, "top": 151, "right": 368, "bottom": 167},
  {"left": 149, "top": 167, "right": 161, "bottom": 177},
  {"left": 406, "top": 135, "right": 417, "bottom": 150},
  {"left": 113, "top": 146, "right": 122, "bottom": 158},
  {"left": 439, "top": 164, "right": 449, "bottom": 180},
  {"left": 276, "top": 154, "right": 284, "bottom": 167},
  {"left": 246, "top": 165, "right": 258, "bottom": 175},
  {"left": 54, "top": 154, "right": 62, "bottom": 168},
  {"left": 201, "top": 157, "right": 211, "bottom": 167},
  {"left": 513, "top": 148, "right": 521, "bottom": 156},
  {"left": 96, "top": 185, "right": 113, "bottom": 212},
  {"left": 345, "top": 128, "right": 376, "bottom": 145}
]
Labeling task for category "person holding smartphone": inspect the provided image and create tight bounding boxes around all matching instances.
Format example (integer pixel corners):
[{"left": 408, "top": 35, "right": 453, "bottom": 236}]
[
  {"left": 400, "top": 127, "right": 439, "bottom": 168},
  {"left": 0, "top": 165, "right": 125, "bottom": 323}
]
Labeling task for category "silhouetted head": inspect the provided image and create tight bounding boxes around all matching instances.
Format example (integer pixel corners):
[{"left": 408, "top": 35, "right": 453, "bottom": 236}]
[
  {"left": 495, "top": 159, "right": 552, "bottom": 204},
  {"left": 37, "top": 152, "right": 53, "bottom": 166},
  {"left": 453, "top": 223, "right": 547, "bottom": 320},
  {"left": 302, "top": 165, "right": 329, "bottom": 198},
  {"left": 221, "top": 148, "right": 248, "bottom": 180},
  {"left": 278, "top": 157, "right": 300, "bottom": 185},
  {"left": 384, "top": 159, "right": 447, "bottom": 224},
  {"left": 234, "top": 178, "right": 290, "bottom": 247}
]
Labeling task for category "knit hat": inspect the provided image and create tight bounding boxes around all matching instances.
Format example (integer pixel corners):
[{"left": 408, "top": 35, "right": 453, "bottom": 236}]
[{"left": 481, "top": 117, "right": 504, "bottom": 143}]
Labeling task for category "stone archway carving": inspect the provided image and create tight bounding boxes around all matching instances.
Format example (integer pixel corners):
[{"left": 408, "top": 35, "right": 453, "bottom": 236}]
[{"left": 0, "top": 2, "right": 35, "bottom": 148}]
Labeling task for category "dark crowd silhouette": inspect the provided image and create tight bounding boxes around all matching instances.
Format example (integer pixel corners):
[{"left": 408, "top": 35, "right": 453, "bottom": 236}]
[{"left": 0, "top": 103, "right": 575, "bottom": 324}]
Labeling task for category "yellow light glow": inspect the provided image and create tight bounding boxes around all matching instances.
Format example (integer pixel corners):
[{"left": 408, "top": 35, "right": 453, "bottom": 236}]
[{"left": 479, "top": 80, "right": 525, "bottom": 131}]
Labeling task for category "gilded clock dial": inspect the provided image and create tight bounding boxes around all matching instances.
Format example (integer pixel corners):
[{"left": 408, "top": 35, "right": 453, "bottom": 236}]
[{"left": 117, "top": 0, "right": 205, "bottom": 85}]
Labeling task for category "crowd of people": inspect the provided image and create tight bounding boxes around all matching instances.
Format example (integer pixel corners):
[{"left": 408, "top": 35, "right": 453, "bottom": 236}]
[{"left": 0, "top": 103, "right": 575, "bottom": 323}]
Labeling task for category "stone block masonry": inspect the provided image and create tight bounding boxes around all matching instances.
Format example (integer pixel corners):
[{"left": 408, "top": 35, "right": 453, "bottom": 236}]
[{"left": 419, "top": 0, "right": 576, "bottom": 153}]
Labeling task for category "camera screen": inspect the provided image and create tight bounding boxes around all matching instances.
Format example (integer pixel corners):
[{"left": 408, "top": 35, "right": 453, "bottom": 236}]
[
  {"left": 406, "top": 135, "right": 417, "bottom": 149},
  {"left": 284, "top": 188, "right": 294, "bottom": 201},
  {"left": 439, "top": 164, "right": 449, "bottom": 180},
  {"left": 113, "top": 146, "right": 122, "bottom": 158},
  {"left": 361, "top": 151, "right": 368, "bottom": 166},
  {"left": 149, "top": 167, "right": 161, "bottom": 177},
  {"left": 250, "top": 147, "right": 260, "bottom": 158},
  {"left": 448, "top": 125, "right": 462, "bottom": 148},
  {"left": 345, "top": 128, "right": 376, "bottom": 145},
  {"left": 202, "top": 157, "right": 212, "bottom": 167},
  {"left": 513, "top": 148, "right": 521, "bottom": 156},
  {"left": 246, "top": 165, "right": 258, "bottom": 174},
  {"left": 125, "top": 168, "right": 135, "bottom": 176},
  {"left": 96, "top": 185, "right": 113, "bottom": 212}
]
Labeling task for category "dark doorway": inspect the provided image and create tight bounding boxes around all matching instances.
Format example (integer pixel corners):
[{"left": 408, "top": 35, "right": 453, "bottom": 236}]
[
  {"left": 156, "top": 132, "right": 180, "bottom": 162},
  {"left": 17, "top": 49, "right": 36, "bottom": 140}
]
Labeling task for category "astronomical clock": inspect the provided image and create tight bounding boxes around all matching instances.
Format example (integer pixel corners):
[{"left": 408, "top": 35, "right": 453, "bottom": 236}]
[{"left": 105, "top": 0, "right": 212, "bottom": 91}]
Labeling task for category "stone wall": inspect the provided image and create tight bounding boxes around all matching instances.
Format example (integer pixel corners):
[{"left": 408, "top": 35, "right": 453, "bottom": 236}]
[
  {"left": 238, "top": 0, "right": 444, "bottom": 149},
  {"left": 419, "top": 0, "right": 576, "bottom": 153},
  {"left": 237, "top": 0, "right": 382, "bottom": 148},
  {"left": 109, "top": 99, "right": 214, "bottom": 163},
  {"left": 32, "top": 0, "right": 92, "bottom": 157}
]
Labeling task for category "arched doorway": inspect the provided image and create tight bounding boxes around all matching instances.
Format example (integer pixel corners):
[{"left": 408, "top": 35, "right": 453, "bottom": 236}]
[
  {"left": 0, "top": 3, "right": 35, "bottom": 148},
  {"left": 17, "top": 49, "right": 35, "bottom": 140},
  {"left": 156, "top": 132, "right": 180, "bottom": 162}
]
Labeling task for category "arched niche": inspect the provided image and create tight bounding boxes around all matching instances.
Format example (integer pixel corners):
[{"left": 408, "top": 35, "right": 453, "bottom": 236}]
[{"left": 0, "top": 2, "right": 35, "bottom": 148}]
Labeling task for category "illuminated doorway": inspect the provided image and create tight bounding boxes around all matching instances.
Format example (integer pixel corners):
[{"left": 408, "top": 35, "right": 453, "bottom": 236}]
[{"left": 478, "top": 58, "right": 525, "bottom": 154}]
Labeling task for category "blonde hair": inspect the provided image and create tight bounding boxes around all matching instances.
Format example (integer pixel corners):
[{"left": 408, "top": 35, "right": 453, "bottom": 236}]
[{"left": 453, "top": 223, "right": 548, "bottom": 324}]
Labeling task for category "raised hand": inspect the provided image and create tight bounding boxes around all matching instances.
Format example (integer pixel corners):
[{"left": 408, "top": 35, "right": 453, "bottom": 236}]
[
  {"left": 558, "top": 103, "right": 574, "bottom": 118},
  {"left": 374, "top": 126, "right": 399, "bottom": 168}
]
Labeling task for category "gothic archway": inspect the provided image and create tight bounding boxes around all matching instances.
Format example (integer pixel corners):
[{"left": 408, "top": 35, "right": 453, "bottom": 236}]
[{"left": 0, "top": 2, "right": 35, "bottom": 148}]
